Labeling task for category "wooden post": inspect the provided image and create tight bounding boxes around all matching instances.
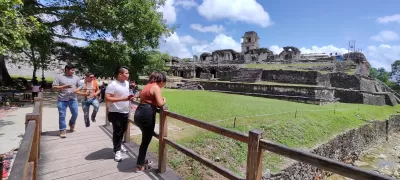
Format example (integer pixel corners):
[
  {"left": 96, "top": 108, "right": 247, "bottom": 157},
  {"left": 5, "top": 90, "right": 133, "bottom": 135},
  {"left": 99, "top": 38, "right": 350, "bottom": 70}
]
[
  {"left": 158, "top": 106, "right": 169, "bottom": 173},
  {"left": 124, "top": 119, "right": 131, "bottom": 143},
  {"left": 25, "top": 114, "right": 40, "bottom": 180},
  {"left": 246, "top": 129, "right": 263, "bottom": 180},
  {"left": 234, "top": 116, "right": 236, "bottom": 128}
]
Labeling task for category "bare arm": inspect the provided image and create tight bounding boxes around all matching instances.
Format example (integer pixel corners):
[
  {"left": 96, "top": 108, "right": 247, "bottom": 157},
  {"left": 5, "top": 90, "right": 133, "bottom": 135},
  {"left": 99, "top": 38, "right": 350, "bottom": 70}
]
[
  {"left": 105, "top": 93, "right": 128, "bottom": 103},
  {"left": 74, "top": 87, "right": 89, "bottom": 96},
  {"left": 53, "top": 85, "right": 70, "bottom": 90},
  {"left": 151, "top": 85, "right": 166, "bottom": 107}
]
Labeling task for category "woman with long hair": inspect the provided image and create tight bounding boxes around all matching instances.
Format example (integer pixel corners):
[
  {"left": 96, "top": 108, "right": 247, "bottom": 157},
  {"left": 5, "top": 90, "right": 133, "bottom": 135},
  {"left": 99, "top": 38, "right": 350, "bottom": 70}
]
[{"left": 134, "top": 72, "right": 167, "bottom": 171}]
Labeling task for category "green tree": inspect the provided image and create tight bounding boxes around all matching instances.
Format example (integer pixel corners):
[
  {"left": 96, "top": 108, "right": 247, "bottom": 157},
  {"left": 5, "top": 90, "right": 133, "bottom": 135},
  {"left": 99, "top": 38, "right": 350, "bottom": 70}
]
[
  {"left": 0, "top": 0, "right": 38, "bottom": 85},
  {"left": 2, "top": 0, "right": 173, "bottom": 84},
  {"left": 391, "top": 60, "right": 400, "bottom": 84},
  {"left": 141, "top": 50, "right": 170, "bottom": 76},
  {"left": 80, "top": 40, "right": 133, "bottom": 78},
  {"left": 370, "top": 67, "right": 390, "bottom": 83}
]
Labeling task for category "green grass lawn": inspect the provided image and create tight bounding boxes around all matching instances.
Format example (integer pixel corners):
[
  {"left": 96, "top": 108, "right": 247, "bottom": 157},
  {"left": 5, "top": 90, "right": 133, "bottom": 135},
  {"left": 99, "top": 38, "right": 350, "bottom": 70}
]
[
  {"left": 132, "top": 89, "right": 400, "bottom": 179},
  {"left": 10, "top": 75, "right": 54, "bottom": 83}
]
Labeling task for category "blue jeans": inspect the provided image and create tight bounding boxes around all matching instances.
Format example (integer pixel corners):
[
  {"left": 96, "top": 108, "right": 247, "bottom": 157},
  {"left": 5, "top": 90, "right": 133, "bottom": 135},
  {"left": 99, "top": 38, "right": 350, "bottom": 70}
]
[
  {"left": 82, "top": 98, "right": 99, "bottom": 127},
  {"left": 57, "top": 99, "right": 79, "bottom": 130}
]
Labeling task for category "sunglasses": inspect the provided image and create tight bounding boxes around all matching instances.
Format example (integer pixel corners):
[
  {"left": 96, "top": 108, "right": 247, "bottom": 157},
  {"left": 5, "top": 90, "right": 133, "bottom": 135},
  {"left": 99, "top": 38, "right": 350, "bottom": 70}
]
[{"left": 88, "top": 76, "right": 95, "bottom": 79}]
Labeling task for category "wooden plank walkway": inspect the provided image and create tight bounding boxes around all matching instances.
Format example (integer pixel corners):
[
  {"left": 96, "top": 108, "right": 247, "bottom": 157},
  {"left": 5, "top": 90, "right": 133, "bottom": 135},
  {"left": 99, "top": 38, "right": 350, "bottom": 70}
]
[{"left": 37, "top": 123, "right": 181, "bottom": 180}]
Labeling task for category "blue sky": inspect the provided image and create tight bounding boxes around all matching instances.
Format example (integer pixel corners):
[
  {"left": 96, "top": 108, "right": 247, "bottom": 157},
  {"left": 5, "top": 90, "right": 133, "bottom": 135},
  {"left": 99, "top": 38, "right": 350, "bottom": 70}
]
[
  {"left": 47, "top": 0, "right": 400, "bottom": 71},
  {"left": 157, "top": 0, "right": 400, "bottom": 71}
]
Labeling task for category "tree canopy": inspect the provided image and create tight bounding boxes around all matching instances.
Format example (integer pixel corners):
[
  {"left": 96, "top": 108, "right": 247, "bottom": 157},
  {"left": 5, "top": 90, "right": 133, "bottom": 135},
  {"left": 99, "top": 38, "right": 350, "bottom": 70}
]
[
  {"left": 0, "top": 0, "right": 38, "bottom": 54},
  {"left": 0, "top": 0, "right": 173, "bottom": 85}
]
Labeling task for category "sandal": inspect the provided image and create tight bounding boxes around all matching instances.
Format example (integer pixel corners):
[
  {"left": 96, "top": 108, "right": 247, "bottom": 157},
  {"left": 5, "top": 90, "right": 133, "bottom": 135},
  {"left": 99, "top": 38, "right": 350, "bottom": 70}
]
[
  {"left": 136, "top": 164, "right": 152, "bottom": 172},
  {"left": 144, "top": 159, "right": 153, "bottom": 165}
]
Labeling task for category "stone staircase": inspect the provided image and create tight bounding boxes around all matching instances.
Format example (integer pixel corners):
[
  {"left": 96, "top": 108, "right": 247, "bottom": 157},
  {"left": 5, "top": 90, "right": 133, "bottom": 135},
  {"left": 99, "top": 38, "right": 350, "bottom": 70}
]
[{"left": 230, "top": 68, "right": 263, "bottom": 83}]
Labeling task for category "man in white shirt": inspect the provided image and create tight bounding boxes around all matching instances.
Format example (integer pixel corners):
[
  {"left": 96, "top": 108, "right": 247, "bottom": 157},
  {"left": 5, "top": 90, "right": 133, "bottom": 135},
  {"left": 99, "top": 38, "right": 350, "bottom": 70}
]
[{"left": 105, "top": 66, "right": 134, "bottom": 162}]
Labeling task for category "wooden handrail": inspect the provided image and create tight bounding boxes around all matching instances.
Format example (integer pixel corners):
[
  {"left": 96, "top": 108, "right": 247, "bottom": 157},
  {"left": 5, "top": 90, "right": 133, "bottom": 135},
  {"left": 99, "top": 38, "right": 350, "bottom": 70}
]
[
  {"left": 8, "top": 92, "right": 43, "bottom": 180},
  {"left": 165, "top": 111, "right": 248, "bottom": 143},
  {"left": 123, "top": 100, "right": 394, "bottom": 180},
  {"left": 259, "top": 139, "right": 395, "bottom": 180},
  {"left": 8, "top": 121, "right": 36, "bottom": 180},
  {"left": 165, "top": 137, "right": 244, "bottom": 180}
]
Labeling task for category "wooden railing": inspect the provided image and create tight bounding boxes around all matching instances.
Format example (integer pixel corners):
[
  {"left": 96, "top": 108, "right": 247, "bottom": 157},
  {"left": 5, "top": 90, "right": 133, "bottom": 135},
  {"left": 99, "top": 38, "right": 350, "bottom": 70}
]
[
  {"left": 105, "top": 101, "right": 395, "bottom": 180},
  {"left": 8, "top": 93, "right": 43, "bottom": 180}
]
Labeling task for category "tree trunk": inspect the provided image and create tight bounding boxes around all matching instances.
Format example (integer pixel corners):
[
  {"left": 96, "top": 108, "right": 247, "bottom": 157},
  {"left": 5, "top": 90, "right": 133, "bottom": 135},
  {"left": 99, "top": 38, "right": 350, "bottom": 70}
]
[
  {"left": 0, "top": 54, "right": 13, "bottom": 86},
  {"left": 31, "top": 46, "right": 37, "bottom": 80},
  {"left": 33, "top": 64, "right": 37, "bottom": 80}
]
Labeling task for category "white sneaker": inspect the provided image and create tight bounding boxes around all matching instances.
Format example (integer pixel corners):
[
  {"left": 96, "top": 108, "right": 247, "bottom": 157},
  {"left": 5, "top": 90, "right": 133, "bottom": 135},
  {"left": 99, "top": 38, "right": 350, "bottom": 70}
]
[
  {"left": 114, "top": 151, "right": 122, "bottom": 162},
  {"left": 121, "top": 145, "right": 127, "bottom": 152}
]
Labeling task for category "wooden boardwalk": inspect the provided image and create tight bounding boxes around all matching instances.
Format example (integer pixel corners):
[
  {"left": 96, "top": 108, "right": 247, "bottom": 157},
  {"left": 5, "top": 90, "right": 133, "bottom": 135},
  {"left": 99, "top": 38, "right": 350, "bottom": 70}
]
[{"left": 37, "top": 124, "right": 181, "bottom": 180}]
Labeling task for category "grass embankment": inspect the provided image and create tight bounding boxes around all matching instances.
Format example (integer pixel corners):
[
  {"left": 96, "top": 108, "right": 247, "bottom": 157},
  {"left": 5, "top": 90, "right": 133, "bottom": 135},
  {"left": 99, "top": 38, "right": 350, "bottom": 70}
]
[{"left": 132, "top": 89, "right": 399, "bottom": 179}]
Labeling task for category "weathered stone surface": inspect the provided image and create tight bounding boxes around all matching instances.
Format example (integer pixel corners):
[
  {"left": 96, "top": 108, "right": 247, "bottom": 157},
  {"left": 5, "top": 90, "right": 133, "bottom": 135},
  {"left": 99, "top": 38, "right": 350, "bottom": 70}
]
[
  {"left": 231, "top": 68, "right": 263, "bottom": 83},
  {"left": 261, "top": 70, "right": 320, "bottom": 85}
]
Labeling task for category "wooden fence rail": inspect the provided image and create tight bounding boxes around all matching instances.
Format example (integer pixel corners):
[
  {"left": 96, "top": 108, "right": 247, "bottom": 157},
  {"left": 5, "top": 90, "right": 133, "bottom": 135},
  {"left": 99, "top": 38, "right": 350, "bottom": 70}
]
[
  {"left": 108, "top": 100, "right": 395, "bottom": 180},
  {"left": 8, "top": 93, "right": 43, "bottom": 180}
]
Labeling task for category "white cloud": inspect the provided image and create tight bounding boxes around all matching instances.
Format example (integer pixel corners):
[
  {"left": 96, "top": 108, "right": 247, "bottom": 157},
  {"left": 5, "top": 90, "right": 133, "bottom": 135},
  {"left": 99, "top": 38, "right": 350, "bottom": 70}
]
[
  {"left": 190, "top": 24, "right": 225, "bottom": 33},
  {"left": 174, "top": 0, "right": 198, "bottom": 9},
  {"left": 370, "top": 31, "right": 399, "bottom": 42},
  {"left": 366, "top": 44, "right": 400, "bottom": 71},
  {"left": 268, "top": 45, "right": 348, "bottom": 55},
  {"left": 269, "top": 45, "right": 283, "bottom": 54},
  {"left": 299, "top": 45, "right": 348, "bottom": 55},
  {"left": 192, "top": 34, "right": 241, "bottom": 55},
  {"left": 377, "top": 14, "right": 400, "bottom": 24},
  {"left": 159, "top": 32, "right": 192, "bottom": 58},
  {"left": 197, "top": 0, "right": 272, "bottom": 27},
  {"left": 179, "top": 35, "right": 200, "bottom": 44},
  {"left": 157, "top": 0, "right": 176, "bottom": 24}
]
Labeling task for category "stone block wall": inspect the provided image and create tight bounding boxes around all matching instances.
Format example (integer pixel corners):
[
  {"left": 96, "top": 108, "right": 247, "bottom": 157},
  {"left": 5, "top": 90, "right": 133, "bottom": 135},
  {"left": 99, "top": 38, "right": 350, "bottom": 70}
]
[
  {"left": 329, "top": 73, "right": 360, "bottom": 90},
  {"left": 333, "top": 89, "right": 386, "bottom": 106},
  {"left": 198, "top": 81, "right": 334, "bottom": 101},
  {"left": 360, "top": 78, "right": 377, "bottom": 92},
  {"left": 230, "top": 68, "right": 263, "bottom": 83},
  {"left": 200, "top": 73, "right": 212, "bottom": 80},
  {"left": 266, "top": 115, "right": 400, "bottom": 180},
  {"left": 261, "top": 70, "right": 320, "bottom": 85},
  {"left": 196, "top": 81, "right": 393, "bottom": 106},
  {"left": 217, "top": 70, "right": 238, "bottom": 81}
]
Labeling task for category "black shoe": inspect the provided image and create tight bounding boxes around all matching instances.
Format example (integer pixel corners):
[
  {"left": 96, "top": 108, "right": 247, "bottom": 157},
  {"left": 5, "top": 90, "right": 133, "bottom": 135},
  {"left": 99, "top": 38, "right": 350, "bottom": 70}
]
[{"left": 91, "top": 118, "right": 96, "bottom": 122}]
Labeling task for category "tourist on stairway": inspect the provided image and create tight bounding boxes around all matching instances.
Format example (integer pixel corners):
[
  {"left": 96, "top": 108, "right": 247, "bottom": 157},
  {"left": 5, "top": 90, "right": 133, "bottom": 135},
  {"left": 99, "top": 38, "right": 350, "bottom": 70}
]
[
  {"left": 76, "top": 73, "right": 100, "bottom": 127},
  {"left": 134, "top": 72, "right": 167, "bottom": 171},
  {"left": 52, "top": 64, "right": 88, "bottom": 138},
  {"left": 105, "top": 66, "right": 135, "bottom": 162}
]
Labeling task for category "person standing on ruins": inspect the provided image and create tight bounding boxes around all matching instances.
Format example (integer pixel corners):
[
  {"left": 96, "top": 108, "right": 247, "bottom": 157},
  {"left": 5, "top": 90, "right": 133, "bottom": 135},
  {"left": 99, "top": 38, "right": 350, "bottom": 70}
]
[
  {"left": 134, "top": 72, "right": 167, "bottom": 171},
  {"left": 105, "top": 66, "right": 135, "bottom": 162},
  {"left": 76, "top": 73, "right": 100, "bottom": 127},
  {"left": 52, "top": 64, "right": 88, "bottom": 138}
]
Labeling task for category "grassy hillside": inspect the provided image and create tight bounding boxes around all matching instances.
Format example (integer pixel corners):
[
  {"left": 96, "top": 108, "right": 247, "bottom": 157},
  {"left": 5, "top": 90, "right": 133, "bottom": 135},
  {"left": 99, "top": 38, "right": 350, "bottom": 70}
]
[{"left": 132, "top": 89, "right": 399, "bottom": 179}]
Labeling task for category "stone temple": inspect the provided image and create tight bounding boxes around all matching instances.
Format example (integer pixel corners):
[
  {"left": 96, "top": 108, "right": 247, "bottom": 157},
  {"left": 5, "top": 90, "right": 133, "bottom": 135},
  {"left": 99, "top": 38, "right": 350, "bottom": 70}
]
[{"left": 166, "top": 31, "right": 399, "bottom": 106}]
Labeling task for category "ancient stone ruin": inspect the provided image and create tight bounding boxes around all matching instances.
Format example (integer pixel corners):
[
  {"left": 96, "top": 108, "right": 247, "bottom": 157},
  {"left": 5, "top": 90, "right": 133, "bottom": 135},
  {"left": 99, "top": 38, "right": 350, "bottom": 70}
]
[{"left": 166, "top": 31, "right": 398, "bottom": 106}]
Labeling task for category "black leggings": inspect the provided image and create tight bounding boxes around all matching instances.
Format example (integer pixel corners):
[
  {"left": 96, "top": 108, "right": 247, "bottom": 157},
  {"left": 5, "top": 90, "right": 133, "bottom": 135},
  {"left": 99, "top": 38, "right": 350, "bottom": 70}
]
[{"left": 134, "top": 104, "right": 156, "bottom": 166}]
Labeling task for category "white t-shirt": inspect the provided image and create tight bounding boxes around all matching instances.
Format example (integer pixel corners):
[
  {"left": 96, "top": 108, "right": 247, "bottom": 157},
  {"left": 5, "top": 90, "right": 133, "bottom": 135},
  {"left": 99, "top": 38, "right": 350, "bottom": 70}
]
[{"left": 105, "top": 80, "right": 130, "bottom": 113}]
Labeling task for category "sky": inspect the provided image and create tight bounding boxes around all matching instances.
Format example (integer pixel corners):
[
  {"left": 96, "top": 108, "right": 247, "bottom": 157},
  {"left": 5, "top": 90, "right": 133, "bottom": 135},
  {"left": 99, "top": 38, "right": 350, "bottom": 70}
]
[
  {"left": 156, "top": 0, "right": 400, "bottom": 71},
  {"left": 46, "top": 0, "right": 400, "bottom": 71}
]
